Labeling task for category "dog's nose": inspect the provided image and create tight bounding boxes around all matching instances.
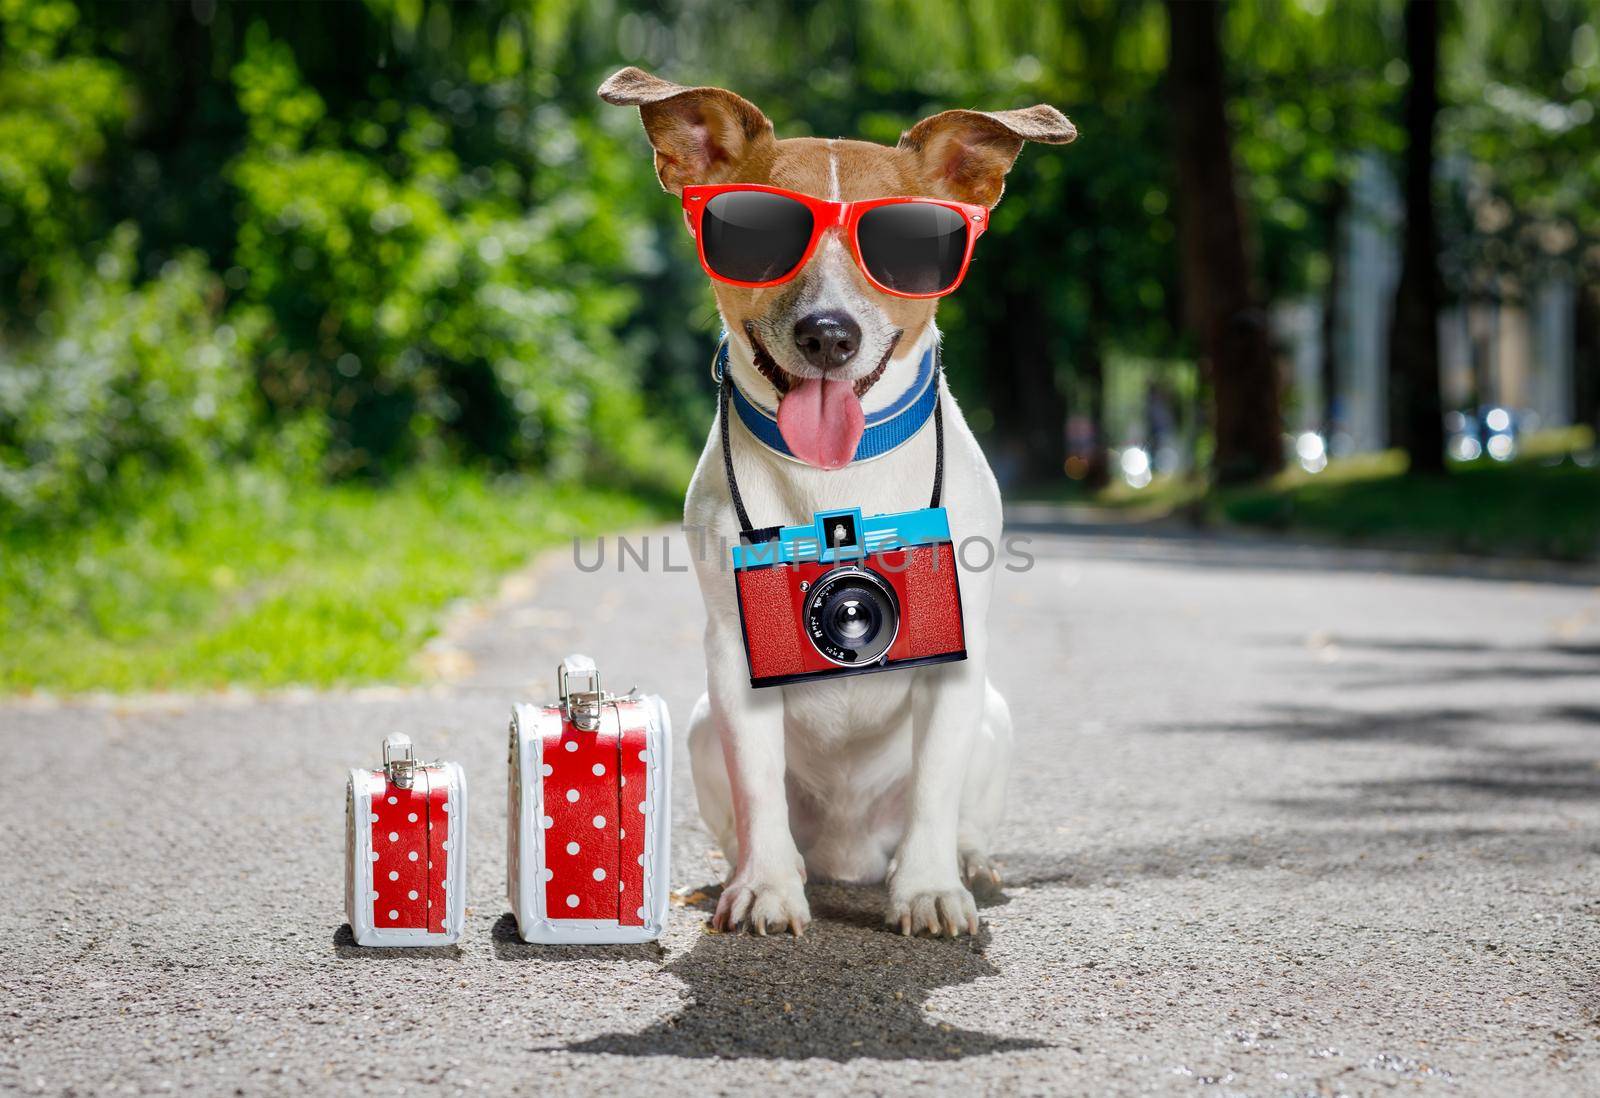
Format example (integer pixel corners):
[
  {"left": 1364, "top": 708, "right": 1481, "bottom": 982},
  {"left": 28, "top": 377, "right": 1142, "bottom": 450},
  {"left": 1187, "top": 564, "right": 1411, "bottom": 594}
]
[{"left": 793, "top": 311, "right": 861, "bottom": 372}]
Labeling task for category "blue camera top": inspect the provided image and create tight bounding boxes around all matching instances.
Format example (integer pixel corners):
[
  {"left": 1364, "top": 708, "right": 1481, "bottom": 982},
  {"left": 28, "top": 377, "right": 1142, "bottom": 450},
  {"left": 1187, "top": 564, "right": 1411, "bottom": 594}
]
[{"left": 730, "top": 506, "right": 952, "bottom": 571}]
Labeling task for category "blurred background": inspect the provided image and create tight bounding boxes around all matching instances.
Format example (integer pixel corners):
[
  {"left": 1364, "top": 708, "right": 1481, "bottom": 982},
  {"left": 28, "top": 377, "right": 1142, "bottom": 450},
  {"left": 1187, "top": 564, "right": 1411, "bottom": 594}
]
[{"left": 2, "top": 0, "right": 1597, "bottom": 694}]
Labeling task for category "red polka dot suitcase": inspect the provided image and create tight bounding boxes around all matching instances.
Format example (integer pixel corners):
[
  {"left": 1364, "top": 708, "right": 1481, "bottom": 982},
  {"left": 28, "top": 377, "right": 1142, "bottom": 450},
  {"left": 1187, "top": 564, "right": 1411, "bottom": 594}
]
[
  {"left": 508, "top": 655, "right": 671, "bottom": 944},
  {"left": 344, "top": 734, "right": 468, "bottom": 947}
]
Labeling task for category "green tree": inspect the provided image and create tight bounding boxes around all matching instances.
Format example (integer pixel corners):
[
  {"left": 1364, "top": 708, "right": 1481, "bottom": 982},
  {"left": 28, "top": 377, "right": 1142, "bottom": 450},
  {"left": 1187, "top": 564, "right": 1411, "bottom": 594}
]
[
  {"left": 1167, "top": 0, "right": 1283, "bottom": 483},
  {"left": 1442, "top": 0, "right": 1600, "bottom": 429},
  {"left": 0, "top": 0, "right": 129, "bottom": 316},
  {"left": 20, "top": 1, "right": 693, "bottom": 492},
  {"left": 1227, "top": 0, "right": 1403, "bottom": 439}
]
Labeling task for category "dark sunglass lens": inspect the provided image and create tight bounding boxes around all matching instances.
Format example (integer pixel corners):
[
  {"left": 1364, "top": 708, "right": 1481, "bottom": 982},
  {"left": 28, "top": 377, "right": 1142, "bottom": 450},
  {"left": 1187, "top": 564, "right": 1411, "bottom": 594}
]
[
  {"left": 701, "top": 191, "right": 814, "bottom": 283},
  {"left": 856, "top": 203, "right": 970, "bottom": 294}
]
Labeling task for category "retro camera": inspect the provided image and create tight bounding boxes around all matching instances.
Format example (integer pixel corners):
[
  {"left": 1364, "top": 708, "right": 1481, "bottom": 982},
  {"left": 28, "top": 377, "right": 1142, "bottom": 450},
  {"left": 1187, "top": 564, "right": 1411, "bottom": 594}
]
[{"left": 731, "top": 507, "right": 967, "bottom": 688}]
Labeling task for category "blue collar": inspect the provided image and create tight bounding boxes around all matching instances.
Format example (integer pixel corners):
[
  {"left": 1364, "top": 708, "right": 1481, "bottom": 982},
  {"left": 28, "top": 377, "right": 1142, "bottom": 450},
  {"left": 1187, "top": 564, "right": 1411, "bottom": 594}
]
[{"left": 713, "top": 338, "right": 939, "bottom": 464}]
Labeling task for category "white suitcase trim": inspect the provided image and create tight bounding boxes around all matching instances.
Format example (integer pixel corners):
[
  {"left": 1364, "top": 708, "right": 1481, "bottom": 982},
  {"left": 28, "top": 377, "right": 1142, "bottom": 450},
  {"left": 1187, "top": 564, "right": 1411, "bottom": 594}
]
[
  {"left": 345, "top": 761, "right": 468, "bottom": 947},
  {"left": 509, "top": 696, "right": 671, "bottom": 943}
]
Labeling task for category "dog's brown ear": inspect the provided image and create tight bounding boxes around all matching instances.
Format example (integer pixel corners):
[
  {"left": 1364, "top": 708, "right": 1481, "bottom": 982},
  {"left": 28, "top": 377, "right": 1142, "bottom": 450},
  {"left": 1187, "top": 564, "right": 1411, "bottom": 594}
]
[
  {"left": 598, "top": 66, "right": 774, "bottom": 195},
  {"left": 899, "top": 105, "right": 1076, "bottom": 207}
]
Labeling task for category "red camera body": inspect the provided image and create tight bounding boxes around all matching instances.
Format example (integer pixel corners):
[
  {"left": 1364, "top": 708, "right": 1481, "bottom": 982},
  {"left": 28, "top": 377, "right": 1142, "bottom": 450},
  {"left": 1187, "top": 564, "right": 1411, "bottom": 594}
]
[{"left": 731, "top": 507, "right": 967, "bottom": 688}]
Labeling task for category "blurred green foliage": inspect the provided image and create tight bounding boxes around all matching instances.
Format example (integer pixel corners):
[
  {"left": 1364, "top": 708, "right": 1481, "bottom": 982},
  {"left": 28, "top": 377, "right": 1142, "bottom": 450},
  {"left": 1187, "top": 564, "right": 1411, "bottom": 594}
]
[
  {"left": 0, "top": 225, "right": 265, "bottom": 518},
  {"left": 0, "top": 0, "right": 1595, "bottom": 522},
  {"left": 226, "top": 20, "right": 677, "bottom": 481},
  {"left": 0, "top": 0, "right": 129, "bottom": 311},
  {"left": 0, "top": 0, "right": 694, "bottom": 531},
  {"left": 1444, "top": 0, "right": 1600, "bottom": 288},
  {"left": 1227, "top": 0, "right": 1404, "bottom": 299}
]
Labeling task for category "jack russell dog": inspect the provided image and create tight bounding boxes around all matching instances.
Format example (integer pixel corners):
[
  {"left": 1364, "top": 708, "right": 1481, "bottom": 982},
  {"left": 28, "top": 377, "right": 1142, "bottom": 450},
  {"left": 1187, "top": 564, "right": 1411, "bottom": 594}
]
[{"left": 600, "top": 67, "right": 1074, "bottom": 936}]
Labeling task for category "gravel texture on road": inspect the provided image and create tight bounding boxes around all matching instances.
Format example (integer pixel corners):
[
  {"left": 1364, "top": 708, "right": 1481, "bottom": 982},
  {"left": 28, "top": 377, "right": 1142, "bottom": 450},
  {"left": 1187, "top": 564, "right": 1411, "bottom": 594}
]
[{"left": 4, "top": 519, "right": 1599, "bottom": 1096}]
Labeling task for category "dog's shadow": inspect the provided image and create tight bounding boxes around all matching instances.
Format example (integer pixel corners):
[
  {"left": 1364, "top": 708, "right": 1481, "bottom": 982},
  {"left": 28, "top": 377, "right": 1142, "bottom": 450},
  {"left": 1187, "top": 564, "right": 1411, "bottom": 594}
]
[{"left": 562, "top": 881, "right": 1042, "bottom": 1061}]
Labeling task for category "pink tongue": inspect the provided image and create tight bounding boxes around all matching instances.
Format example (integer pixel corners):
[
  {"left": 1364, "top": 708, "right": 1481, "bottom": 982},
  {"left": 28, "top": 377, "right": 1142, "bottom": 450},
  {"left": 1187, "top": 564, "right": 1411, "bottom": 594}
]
[{"left": 776, "top": 377, "right": 865, "bottom": 470}]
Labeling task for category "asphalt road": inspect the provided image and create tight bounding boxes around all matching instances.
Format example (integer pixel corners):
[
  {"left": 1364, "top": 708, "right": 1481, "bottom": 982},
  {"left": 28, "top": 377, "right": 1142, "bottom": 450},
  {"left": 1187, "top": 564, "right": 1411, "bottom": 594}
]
[{"left": 5, "top": 516, "right": 1599, "bottom": 1096}]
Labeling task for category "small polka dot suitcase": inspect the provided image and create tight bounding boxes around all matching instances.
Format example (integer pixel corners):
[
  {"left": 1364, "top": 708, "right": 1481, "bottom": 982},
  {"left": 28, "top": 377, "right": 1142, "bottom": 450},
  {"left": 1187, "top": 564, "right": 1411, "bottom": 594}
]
[
  {"left": 344, "top": 734, "right": 468, "bottom": 947},
  {"left": 508, "top": 655, "right": 671, "bottom": 944}
]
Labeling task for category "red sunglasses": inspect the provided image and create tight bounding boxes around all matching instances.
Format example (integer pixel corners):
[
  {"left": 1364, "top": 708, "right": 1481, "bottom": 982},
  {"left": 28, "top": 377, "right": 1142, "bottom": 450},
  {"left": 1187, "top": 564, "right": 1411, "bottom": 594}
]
[{"left": 681, "top": 184, "right": 989, "bottom": 300}]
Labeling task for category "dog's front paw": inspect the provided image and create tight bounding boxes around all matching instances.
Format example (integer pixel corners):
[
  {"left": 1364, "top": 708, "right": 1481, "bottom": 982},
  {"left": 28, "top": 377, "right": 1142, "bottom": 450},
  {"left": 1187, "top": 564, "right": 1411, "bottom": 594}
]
[
  {"left": 713, "top": 873, "right": 810, "bottom": 936},
  {"left": 960, "top": 849, "right": 1002, "bottom": 893},
  {"left": 886, "top": 880, "right": 978, "bottom": 937}
]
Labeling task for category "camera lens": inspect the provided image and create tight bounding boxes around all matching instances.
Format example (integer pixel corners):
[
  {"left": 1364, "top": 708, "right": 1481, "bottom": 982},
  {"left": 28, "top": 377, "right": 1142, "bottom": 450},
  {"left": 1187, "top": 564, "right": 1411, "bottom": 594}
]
[
  {"left": 803, "top": 567, "right": 899, "bottom": 666},
  {"left": 828, "top": 595, "right": 877, "bottom": 643}
]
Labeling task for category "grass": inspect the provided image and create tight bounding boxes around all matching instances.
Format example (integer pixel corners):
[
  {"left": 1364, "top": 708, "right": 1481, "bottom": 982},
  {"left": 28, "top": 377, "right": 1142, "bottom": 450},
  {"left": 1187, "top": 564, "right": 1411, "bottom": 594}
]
[
  {"left": 1011, "top": 470, "right": 1205, "bottom": 513},
  {"left": 1014, "top": 429, "right": 1600, "bottom": 562},
  {"left": 0, "top": 467, "right": 674, "bottom": 695},
  {"left": 1216, "top": 445, "right": 1600, "bottom": 561}
]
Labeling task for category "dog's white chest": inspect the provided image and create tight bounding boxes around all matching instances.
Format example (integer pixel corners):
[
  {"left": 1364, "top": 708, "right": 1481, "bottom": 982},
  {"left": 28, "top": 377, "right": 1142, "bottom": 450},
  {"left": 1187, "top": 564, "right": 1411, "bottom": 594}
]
[{"left": 780, "top": 671, "right": 914, "bottom": 748}]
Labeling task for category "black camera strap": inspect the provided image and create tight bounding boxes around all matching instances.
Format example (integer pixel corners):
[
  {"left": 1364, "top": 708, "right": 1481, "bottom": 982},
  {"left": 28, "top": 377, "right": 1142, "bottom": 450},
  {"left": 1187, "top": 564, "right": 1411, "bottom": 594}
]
[{"left": 718, "top": 342, "right": 946, "bottom": 537}]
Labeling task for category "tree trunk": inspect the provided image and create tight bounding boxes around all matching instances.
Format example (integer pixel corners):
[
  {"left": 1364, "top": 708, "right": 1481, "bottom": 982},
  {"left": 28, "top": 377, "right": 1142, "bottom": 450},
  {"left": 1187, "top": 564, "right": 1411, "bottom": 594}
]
[
  {"left": 990, "top": 286, "right": 1067, "bottom": 485},
  {"left": 1165, "top": 0, "right": 1283, "bottom": 485},
  {"left": 1082, "top": 260, "right": 1112, "bottom": 489},
  {"left": 1320, "top": 181, "right": 1348, "bottom": 442},
  {"left": 1080, "top": 341, "right": 1110, "bottom": 489},
  {"left": 1577, "top": 286, "right": 1600, "bottom": 433},
  {"left": 1386, "top": 0, "right": 1447, "bottom": 474}
]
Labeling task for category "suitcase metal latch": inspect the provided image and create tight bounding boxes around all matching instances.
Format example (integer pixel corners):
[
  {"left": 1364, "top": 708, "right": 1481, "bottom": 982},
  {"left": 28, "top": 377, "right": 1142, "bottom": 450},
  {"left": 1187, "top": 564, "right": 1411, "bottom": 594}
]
[
  {"left": 383, "top": 733, "right": 421, "bottom": 789},
  {"left": 559, "top": 656, "right": 616, "bottom": 732},
  {"left": 559, "top": 661, "right": 607, "bottom": 731}
]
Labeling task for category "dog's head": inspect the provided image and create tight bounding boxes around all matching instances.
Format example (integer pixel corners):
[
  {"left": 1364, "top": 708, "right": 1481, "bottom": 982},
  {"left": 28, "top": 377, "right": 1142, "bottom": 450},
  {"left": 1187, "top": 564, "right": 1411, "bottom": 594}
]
[{"left": 600, "top": 67, "right": 1073, "bottom": 469}]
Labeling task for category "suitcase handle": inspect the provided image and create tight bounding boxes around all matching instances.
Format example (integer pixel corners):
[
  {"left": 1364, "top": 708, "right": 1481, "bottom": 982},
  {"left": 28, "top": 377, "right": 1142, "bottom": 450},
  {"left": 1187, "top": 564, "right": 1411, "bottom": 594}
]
[
  {"left": 559, "top": 655, "right": 614, "bottom": 732},
  {"left": 382, "top": 734, "right": 422, "bottom": 789},
  {"left": 558, "top": 655, "right": 600, "bottom": 704}
]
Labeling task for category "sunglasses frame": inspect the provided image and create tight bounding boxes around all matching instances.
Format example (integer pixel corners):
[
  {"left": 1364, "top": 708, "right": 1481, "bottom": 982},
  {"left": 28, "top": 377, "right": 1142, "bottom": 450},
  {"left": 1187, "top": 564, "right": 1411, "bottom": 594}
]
[{"left": 681, "top": 183, "right": 989, "bottom": 300}]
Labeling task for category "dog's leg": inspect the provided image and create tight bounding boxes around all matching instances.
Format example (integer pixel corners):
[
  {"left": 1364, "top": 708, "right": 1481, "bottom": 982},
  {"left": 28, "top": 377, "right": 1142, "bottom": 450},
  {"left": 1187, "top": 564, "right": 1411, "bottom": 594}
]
[
  {"left": 688, "top": 692, "right": 739, "bottom": 875},
  {"left": 957, "top": 680, "right": 1010, "bottom": 892},
  {"left": 889, "top": 659, "right": 987, "bottom": 936},
  {"left": 704, "top": 627, "right": 810, "bottom": 935}
]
